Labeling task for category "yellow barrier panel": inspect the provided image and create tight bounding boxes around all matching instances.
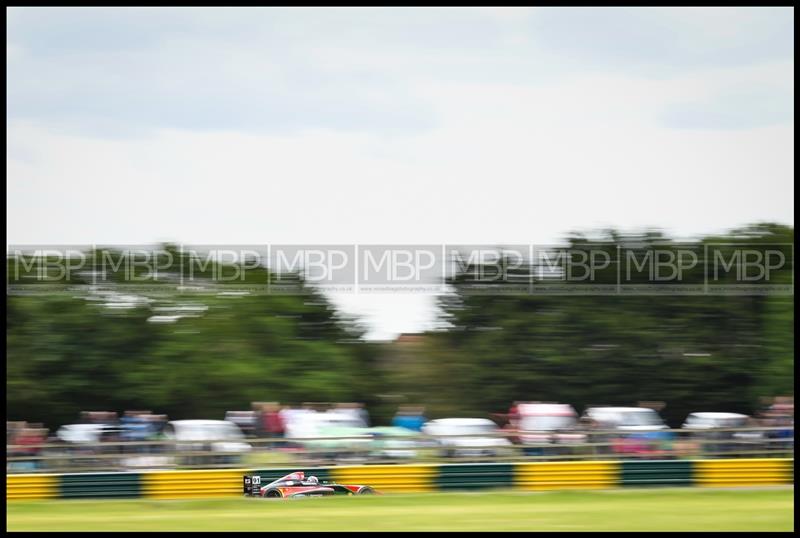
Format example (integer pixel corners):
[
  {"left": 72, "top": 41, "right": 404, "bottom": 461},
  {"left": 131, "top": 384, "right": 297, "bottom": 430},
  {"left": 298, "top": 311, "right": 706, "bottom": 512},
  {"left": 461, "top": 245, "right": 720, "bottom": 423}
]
[
  {"left": 515, "top": 461, "right": 620, "bottom": 491},
  {"left": 7, "top": 474, "right": 57, "bottom": 501},
  {"left": 142, "top": 469, "right": 247, "bottom": 499},
  {"left": 9, "top": 459, "right": 794, "bottom": 500},
  {"left": 695, "top": 458, "right": 793, "bottom": 487},
  {"left": 331, "top": 464, "right": 437, "bottom": 493}
]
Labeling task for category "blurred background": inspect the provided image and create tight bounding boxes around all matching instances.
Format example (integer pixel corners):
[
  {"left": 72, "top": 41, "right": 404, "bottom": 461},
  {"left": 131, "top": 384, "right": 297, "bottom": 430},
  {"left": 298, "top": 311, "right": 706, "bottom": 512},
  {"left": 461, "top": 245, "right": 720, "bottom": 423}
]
[
  {"left": 6, "top": 8, "right": 794, "bottom": 477},
  {"left": 6, "top": 225, "right": 794, "bottom": 473}
]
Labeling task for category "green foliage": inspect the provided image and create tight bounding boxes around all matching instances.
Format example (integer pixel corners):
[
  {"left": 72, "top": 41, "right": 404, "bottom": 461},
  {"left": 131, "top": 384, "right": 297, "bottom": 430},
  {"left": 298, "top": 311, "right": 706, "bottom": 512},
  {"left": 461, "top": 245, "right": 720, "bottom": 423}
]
[
  {"left": 385, "top": 223, "right": 794, "bottom": 426},
  {"left": 6, "top": 252, "right": 376, "bottom": 427},
  {"left": 6, "top": 224, "right": 794, "bottom": 429}
]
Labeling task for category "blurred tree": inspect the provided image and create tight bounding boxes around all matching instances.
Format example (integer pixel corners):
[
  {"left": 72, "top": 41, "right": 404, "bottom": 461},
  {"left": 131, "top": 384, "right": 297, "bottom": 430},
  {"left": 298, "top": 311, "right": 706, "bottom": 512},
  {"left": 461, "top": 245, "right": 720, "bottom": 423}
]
[
  {"left": 383, "top": 224, "right": 794, "bottom": 426},
  {"left": 6, "top": 248, "right": 378, "bottom": 428},
  {"left": 6, "top": 225, "right": 794, "bottom": 429}
]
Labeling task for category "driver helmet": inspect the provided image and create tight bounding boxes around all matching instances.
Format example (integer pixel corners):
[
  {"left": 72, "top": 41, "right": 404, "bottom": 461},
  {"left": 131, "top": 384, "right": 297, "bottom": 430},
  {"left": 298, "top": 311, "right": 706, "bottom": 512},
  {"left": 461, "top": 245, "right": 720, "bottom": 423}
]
[{"left": 307, "top": 476, "right": 319, "bottom": 485}]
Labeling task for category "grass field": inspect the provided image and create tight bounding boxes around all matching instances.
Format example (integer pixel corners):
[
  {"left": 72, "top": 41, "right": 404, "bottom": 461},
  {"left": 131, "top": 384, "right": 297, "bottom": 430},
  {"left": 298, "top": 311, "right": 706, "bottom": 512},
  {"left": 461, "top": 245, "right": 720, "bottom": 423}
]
[{"left": 7, "top": 488, "right": 794, "bottom": 531}]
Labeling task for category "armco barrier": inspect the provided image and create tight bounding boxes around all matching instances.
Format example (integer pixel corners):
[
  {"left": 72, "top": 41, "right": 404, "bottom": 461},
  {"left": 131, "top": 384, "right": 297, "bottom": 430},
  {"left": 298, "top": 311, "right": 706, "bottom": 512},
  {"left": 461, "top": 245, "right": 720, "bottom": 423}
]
[
  {"left": 620, "top": 460, "right": 693, "bottom": 487},
  {"left": 60, "top": 472, "right": 142, "bottom": 499},
  {"left": 6, "top": 459, "right": 794, "bottom": 500},
  {"left": 7, "top": 474, "right": 57, "bottom": 500},
  {"left": 331, "top": 464, "right": 437, "bottom": 493},
  {"left": 515, "top": 461, "right": 619, "bottom": 491},
  {"left": 694, "top": 458, "right": 794, "bottom": 487}
]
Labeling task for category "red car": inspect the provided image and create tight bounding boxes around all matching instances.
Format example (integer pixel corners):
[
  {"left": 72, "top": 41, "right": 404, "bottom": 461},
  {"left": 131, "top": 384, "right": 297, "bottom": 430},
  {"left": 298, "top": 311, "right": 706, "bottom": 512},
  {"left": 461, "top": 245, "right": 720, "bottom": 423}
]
[{"left": 243, "top": 471, "right": 377, "bottom": 498}]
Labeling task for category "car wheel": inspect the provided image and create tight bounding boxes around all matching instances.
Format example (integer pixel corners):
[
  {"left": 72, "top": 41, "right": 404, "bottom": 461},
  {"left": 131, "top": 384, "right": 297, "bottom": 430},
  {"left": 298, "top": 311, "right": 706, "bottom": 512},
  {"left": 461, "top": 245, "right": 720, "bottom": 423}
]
[
  {"left": 265, "top": 490, "right": 282, "bottom": 498},
  {"left": 358, "top": 487, "right": 376, "bottom": 495}
]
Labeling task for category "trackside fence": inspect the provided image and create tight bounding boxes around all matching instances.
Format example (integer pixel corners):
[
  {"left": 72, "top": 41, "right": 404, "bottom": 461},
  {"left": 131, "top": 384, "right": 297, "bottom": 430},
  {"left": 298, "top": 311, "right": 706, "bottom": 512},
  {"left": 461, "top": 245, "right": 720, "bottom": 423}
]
[{"left": 6, "top": 458, "right": 793, "bottom": 500}]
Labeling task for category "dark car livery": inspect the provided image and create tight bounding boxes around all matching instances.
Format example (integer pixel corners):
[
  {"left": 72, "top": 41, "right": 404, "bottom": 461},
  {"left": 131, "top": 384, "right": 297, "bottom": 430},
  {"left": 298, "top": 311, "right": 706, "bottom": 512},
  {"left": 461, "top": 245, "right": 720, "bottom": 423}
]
[{"left": 244, "top": 471, "right": 377, "bottom": 498}]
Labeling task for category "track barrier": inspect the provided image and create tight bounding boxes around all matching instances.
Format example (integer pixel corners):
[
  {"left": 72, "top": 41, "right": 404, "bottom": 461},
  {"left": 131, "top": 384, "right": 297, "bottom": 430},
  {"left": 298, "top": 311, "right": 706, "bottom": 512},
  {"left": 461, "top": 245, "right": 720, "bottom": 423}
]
[{"left": 6, "top": 458, "right": 793, "bottom": 500}]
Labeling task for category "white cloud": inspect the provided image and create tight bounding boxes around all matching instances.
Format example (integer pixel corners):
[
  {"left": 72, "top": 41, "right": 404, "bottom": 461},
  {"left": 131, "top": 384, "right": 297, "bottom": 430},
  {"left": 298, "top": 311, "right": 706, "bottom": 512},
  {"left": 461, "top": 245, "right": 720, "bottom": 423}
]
[{"left": 7, "top": 83, "right": 793, "bottom": 244}]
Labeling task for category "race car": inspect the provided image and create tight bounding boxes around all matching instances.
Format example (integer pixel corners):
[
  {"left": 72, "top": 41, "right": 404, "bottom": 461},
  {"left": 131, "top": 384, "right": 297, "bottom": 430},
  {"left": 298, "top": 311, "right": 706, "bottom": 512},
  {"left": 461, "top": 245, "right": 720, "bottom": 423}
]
[{"left": 243, "top": 471, "right": 377, "bottom": 498}]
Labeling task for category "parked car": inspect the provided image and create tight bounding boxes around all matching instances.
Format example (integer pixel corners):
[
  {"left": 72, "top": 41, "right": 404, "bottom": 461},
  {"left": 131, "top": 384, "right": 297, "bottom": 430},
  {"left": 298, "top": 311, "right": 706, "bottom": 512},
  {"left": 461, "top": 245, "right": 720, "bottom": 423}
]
[
  {"left": 682, "top": 412, "right": 757, "bottom": 454},
  {"left": 515, "top": 403, "right": 585, "bottom": 456},
  {"left": 163, "top": 420, "right": 251, "bottom": 465},
  {"left": 583, "top": 407, "right": 668, "bottom": 431},
  {"left": 422, "top": 418, "right": 512, "bottom": 458},
  {"left": 367, "top": 426, "right": 422, "bottom": 460},
  {"left": 51, "top": 423, "right": 126, "bottom": 470},
  {"left": 224, "top": 411, "right": 257, "bottom": 437},
  {"left": 283, "top": 410, "right": 371, "bottom": 461},
  {"left": 682, "top": 412, "right": 749, "bottom": 430},
  {"left": 517, "top": 403, "right": 584, "bottom": 442},
  {"left": 582, "top": 407, "right": 672, "bottom": 456},
  {"left": 56, "top": 423, "right": 123, "bottom": 444}
]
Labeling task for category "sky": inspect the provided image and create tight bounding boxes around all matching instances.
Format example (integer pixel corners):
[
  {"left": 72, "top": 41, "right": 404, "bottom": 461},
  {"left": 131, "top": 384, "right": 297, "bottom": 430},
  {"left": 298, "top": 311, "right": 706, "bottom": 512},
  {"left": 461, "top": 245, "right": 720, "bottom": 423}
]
[{"left": 6, "top": 7, "right": 795, "bottom": 339}]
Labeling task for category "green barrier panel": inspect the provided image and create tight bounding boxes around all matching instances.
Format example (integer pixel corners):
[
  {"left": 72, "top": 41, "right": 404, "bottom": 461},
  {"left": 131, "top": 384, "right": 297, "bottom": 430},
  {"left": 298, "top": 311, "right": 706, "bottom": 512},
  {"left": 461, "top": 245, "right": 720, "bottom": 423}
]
[
  {"left": 59, "top": 472, "right": 143, "bottom": 498},
  {"left": 13, "top": 459, "right": 793, "bottom": 500},
  {"left": 437, "top": 463, "right": 514, "bottom": 490},
  {"left": 620, "top": 460, "right": 693, "bottom": 487}
]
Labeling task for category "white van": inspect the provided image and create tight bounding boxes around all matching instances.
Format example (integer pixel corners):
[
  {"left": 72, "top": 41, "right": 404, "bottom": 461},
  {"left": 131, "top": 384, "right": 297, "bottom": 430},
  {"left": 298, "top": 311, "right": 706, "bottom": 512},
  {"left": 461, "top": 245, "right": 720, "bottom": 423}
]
[
  {"left": 682, "top": 412, "right": 748, "bottom": 430},
  {"left": 163, "top": 420, "right": 251, "bottom": 458},
  {"left": 582, "top": 407, "right": 667, "bottom": 431},
  {"left": 422, "top": 418, "right": 511, "bottom": 458},
  {"left": 516, "top": 403, "right": 585, "bottom": 445}
]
